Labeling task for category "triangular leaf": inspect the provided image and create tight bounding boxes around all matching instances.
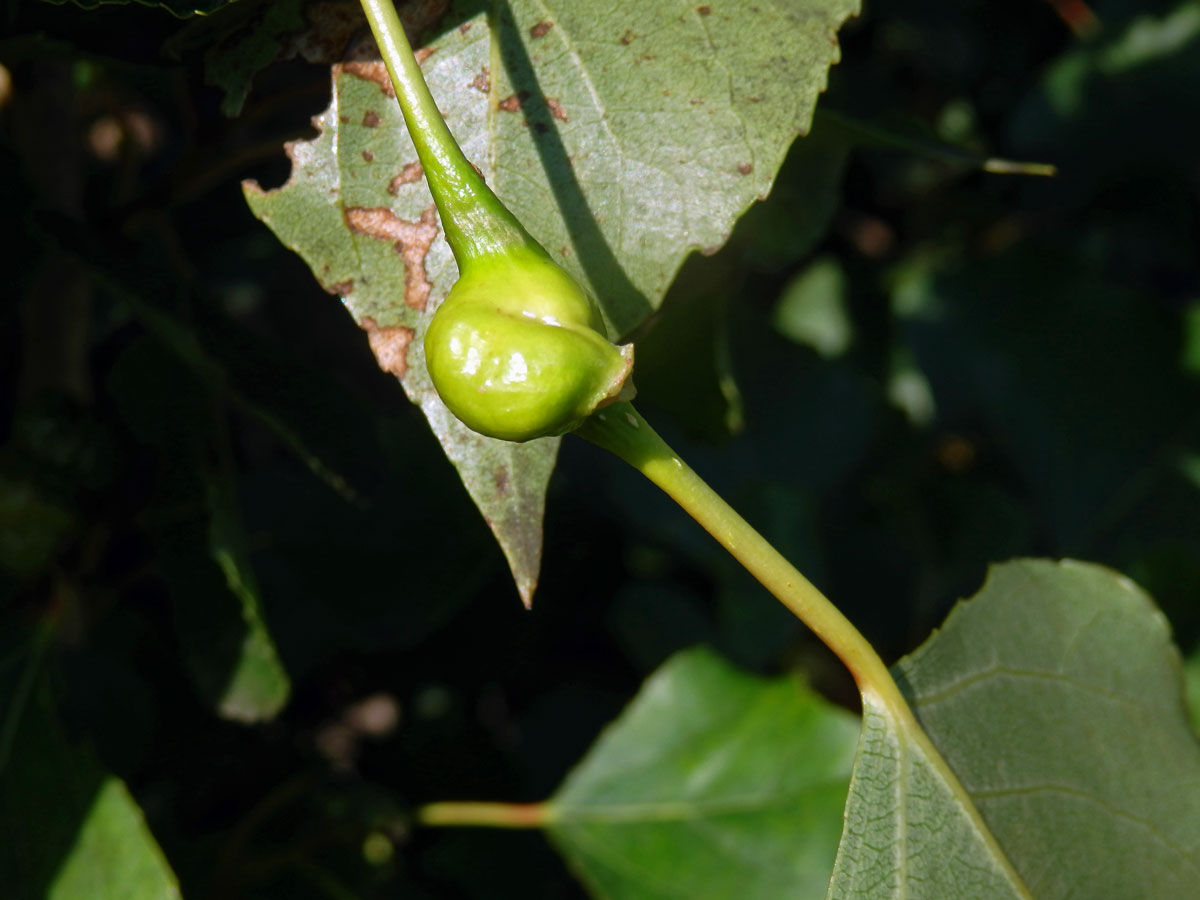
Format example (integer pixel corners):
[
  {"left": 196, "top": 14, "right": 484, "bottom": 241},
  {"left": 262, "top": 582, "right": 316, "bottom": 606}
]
[
  {"left": 547, "top": 647, "right": 860, "bottom": 899},
  {"left": 1, "top": 649, "right": 181, "bottom": 900},
  {"left": 245, "top": 0, "right": 858, "bottom": 602},
  {"left": 829, "top": 559, "right": 1200, "bottom": 898},
  {"left": 109, "top": 339, "right": 290, "bottom": 721}
]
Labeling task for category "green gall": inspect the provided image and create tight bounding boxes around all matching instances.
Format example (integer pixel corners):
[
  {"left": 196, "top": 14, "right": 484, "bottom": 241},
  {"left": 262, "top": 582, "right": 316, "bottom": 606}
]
[{"left": 424, "top": 249, "right": 634, "bottom": 442}]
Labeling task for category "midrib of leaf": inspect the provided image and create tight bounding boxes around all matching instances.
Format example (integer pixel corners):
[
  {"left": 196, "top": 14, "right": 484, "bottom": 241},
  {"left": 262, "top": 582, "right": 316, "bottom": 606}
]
[
  {"left": 549, "top": 777, "right": 851, "bottom": 823},
  {"left": 526, "top": 0, "right": 630, "bottom": 251},
  {"left": 868, "top": 687, "right": 1036, "bottom": 900},
  {"left": 488, "top": 3, "right": 502, "bottom": 181}
]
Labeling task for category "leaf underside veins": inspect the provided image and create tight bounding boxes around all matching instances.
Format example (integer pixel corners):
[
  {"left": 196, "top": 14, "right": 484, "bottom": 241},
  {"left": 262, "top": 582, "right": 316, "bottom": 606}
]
[{"left": 830, "top": 559, "right": 1200, "bottom": 899}]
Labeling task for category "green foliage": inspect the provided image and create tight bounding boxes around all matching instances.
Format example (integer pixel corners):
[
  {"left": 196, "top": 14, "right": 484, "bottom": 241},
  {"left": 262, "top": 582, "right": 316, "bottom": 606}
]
[
  {"left": 2, "top": 639, "right": 180, "bottom": 900},
  {"left": 834, "top": 560, "right": 1200, "bottom": 899},
  {"left": 245, "top": 0, "right": 859, "bottom": 599},
  {"left": 543, "top": 647, "right": 859, "bottom": 897},
  {"left": 4, "top": 0, "right": 1200, "bottom": 898}
]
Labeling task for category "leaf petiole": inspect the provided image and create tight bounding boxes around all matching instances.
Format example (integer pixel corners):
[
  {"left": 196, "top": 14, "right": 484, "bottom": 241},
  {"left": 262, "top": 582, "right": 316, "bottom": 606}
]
[{"left": 575, "top": 404, "right": 902, "bottom": 701}]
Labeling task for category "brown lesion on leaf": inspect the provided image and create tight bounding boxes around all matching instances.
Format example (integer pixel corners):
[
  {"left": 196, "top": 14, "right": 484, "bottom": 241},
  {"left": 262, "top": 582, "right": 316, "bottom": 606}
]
[
  {"left": 414, "top": 47, "right": 436, "bottom": 65},
  {"left": 493, "top": 465, "right": 509, "bottom": 496},
  {"left": 363, "top": 110, "right": 381, "bottom": 127},
  {"left": 459, "top": 21, "right": 472, "bottom": 34},
  {"left": 360, "top": 317, "right": 415, "bottom": 381},
  {"left": 530, "top": 20, "right": 553, "bottom": 39},
  {"left": 697, "top": 5, "right": 713, "bottom": 15},
  {"left": 387, "top": 161, "right": 425, "bottom": 194},
  {"left": 619, "top": 29, "right": 635, "bottom": 45},
  {"left": 340, "top": 61, "right": 395, "bottom": 98},
  {"left": 469, "top": 67, "right": 491, "bottom": 93},
  {"left": 498, "top": 91, "right": 529, "bottom": 113},
  {"left": 737, "top": 162, "right": 753, "bottom": 175},
  {"left": 344, "top": 204, "right": 440, "bottom": 311},
  {"left": 325, "top": 279, "right": 355, "bottom": 297},
  {"left": 545, "top": 98, "right": 568, "bottom": 122},
  {"left": 362, "top": 149, "right": 375, "bottom": 162}
]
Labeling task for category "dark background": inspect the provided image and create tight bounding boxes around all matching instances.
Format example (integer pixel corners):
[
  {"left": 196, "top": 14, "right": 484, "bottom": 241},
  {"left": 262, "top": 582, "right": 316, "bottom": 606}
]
[{"left": 3, "top": 0, "right": 1199, "bottom": 897}]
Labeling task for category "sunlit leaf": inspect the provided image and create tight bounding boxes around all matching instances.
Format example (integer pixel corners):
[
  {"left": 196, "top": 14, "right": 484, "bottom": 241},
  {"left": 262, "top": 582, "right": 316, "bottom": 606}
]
[{"left": 245, "top": 0, "right": 858, "bottom": 602}]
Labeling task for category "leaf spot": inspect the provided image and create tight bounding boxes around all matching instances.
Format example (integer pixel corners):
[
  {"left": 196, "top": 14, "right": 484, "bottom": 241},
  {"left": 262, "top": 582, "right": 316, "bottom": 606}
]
[
  {"left": 498, "top": 91, "right": 530, "bottom": 113},
  {"left": 344, "top": 205, "right": 440, "bottom": 311},
  {"left": 737, "top": 162, "right": 752, "bottom": 175},
  {"left": 340, "top": 61, "right": 394, "bottom": 98},
  {"left": 362, "top": 149, "right": 375, "bottom": 162},
  {"left": 387, "top": 161, "right": 425, "bottom": 195},
  {"left": 469, "top": 67, "right": 491, "bottom": 93},
  {"left": 494, "top": 465, "right": 510, "bottom": 496},
  {"left": 530, "top": 20, "right": 553, "bottom": 39},
  {"left": 326, "top": 279, "right": 355, "bottom": 297},
  {"left": 697, "top": 5, "right": 712, "bottom": 15},
  {"left": 546, "top": 98, "right": 569, "bottom": 122},
  {"left": 620, "top": 29, "right": 635, "bottom": 45},
  {"left": 414, "top": 47, "right": 436, "bottom": 65},
  {"left": 360, "top": 317, "right": 414, "bottom": 380},
  {"left": 363, "top": 110, "right": 381, "bottom": 127}
]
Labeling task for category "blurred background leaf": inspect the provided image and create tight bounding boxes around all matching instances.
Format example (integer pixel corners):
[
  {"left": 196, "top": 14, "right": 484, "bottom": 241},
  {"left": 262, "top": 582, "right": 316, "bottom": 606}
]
[{"left": 546, "top": 647, "right": 859, "bottom": 900}]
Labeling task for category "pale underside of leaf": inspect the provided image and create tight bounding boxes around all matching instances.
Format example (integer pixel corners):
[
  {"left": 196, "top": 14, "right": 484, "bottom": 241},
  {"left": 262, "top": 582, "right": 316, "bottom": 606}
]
[
  {"left": 829, "top": 559, "right": 1200, "bottom": 899},
  {"left": 244, "top": 0, "right": 859, "bottom": 602}
]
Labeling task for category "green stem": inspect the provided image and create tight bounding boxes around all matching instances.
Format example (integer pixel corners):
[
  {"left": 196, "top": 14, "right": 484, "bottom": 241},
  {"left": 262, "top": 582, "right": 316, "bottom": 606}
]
[
  {"left": 419, "top": 801, "right": 547, "bottom": 828},
  {"left": 576, "top": 404, "right": 1036, "bottom": 887},
  {"left": 358, "top": 0, "right": 543, "bottom": 265},
  {"left": 817, "top": 109, "right": 1058, "bottom": 177},
  {"left": 577, "top": 403, "right": 908, "bottom": 718}
]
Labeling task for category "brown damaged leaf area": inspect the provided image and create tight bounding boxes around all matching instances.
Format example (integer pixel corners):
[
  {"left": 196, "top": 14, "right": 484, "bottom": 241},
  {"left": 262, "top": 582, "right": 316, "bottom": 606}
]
[
  {"left": 546, "top": 98, "right": 569, "bottom": 122},
  {"left": 387, "top": 161, "right": 425, "bottom": 194},
  {"left": 341, "top": 60, "right": 395, "bottom": 97},
  {"left": 469, "top": 67, "right": 491, "bottom": 93},
  {"left": 498, "top": 91, "right": 530, "bottom": 113},
  {"left": 360, "top": 316, "right": 415, "bottom": 380},
  {"left": 344, "top": 205, "right": 440, "bottom": 311}
]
